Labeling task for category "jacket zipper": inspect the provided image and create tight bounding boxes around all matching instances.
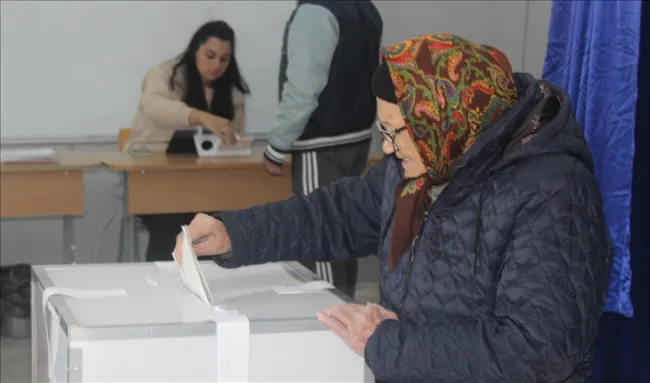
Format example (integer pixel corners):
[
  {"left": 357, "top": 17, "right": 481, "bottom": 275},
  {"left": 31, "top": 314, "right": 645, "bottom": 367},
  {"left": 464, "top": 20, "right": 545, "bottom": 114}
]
[
  {"left": 471, "top": 186, "right": 485, "bottom": 275},
  {"left": 376, "top": 207, "right": 396, "bottom": 260},
  {"left": 398, "top": 208, "right": 429, "bottom": 311},
  {"left": 375, "top": 207, "right": 395, "bottom": 309}
]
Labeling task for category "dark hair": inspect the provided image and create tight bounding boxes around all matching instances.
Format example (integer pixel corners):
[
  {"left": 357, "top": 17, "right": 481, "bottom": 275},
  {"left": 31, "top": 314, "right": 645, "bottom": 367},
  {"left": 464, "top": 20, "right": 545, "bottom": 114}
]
[
  {"left": 371, "top": 61, "right": 398, "bottom": 103},
  {"left": 170, "top": 20, "right": 250, "bottom": 121}
]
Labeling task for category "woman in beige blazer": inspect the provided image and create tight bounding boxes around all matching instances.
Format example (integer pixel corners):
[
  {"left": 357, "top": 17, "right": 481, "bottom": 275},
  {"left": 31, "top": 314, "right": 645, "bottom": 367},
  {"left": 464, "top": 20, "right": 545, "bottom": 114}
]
[
  {"left": 125, "top": 20, "right": 248, "bottom": 153},
  {"left": 127, "top": 20, "right": 250, "bottom": 262}
]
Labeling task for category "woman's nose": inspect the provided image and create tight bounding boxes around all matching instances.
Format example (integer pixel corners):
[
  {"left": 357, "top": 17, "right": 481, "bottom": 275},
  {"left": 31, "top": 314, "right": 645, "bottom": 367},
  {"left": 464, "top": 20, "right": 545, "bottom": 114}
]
[{"left": 382, "top": 139, "right": 394, "bottom": 155}]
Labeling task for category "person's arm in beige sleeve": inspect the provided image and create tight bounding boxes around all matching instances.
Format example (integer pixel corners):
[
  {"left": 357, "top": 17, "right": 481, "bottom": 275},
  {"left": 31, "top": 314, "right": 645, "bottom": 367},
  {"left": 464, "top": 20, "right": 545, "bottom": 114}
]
[
  {"left": 139, "top": 66, "right": 236, "bottom": 142},
  {"left": 231, "top": 87, "right": 246, "bottom": 135},
  {"left": 139, "top": 66, "right": 195, "bottom": 128}
]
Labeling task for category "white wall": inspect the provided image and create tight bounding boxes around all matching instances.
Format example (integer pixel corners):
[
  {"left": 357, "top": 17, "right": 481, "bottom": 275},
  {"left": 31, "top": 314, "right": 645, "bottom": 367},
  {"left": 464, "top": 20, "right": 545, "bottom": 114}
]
[
  {"left": 0, "top": 1, "right": 294, "bottom": 140},
  {"left": 0, "top": 1, "right": 552, "bottom": 283}
]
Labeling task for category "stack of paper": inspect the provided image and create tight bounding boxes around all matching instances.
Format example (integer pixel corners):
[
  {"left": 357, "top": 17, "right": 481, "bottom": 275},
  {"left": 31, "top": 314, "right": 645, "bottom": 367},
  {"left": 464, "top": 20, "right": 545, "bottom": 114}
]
[
  {"left": 216, "top": 135, "right": 254, "bottom": 157},
  {"left": 0, "top": 148, "right": 56, "bottom": 164},
  {"left": 193, "top": 131, "right": 253, "bottom": 158}
]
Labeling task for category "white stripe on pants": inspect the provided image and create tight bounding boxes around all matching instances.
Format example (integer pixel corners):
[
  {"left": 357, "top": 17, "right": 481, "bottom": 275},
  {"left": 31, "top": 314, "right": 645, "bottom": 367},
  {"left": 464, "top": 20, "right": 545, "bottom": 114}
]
[{"left": 301, "top": 151, "right": 333, "bottom": 284}]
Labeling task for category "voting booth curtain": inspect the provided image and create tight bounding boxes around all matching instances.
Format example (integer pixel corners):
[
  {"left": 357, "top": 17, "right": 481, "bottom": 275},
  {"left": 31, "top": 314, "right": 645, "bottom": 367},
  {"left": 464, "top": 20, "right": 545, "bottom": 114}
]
[{"left": 543, "top": 0, "right": 649, "bottom": 382}]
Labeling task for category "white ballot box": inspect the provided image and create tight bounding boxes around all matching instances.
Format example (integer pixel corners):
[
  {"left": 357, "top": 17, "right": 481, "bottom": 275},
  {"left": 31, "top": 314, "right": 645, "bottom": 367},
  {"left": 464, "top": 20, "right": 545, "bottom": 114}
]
[{"left": 31, "top": 261, "right": 374, "bottom": 382}]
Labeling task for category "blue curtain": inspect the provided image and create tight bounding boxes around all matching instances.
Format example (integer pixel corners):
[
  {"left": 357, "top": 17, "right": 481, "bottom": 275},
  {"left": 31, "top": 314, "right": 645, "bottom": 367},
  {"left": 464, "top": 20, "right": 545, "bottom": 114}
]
[
  {"left": 543, "top": 1, "right": 649, "bottom": 382},
  {"left": 593, "top": 5, "right": 650, "bottom": 380},
  {"left": 543, "top": 0, "right": 639, "bottom": 318}
]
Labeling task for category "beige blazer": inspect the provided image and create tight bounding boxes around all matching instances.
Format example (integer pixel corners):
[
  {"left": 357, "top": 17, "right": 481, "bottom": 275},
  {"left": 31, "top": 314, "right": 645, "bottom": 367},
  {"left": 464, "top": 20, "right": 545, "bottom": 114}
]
[{"left": 124, "top": 58, "right": 246, "bottom": 152}]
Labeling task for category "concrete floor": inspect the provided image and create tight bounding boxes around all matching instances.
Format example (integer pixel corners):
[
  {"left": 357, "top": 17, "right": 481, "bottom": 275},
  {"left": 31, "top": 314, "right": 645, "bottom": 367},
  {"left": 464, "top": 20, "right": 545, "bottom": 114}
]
[
  {"left": 0, "top": 279, "right": 380, "bottom": 383},
  {"left": 1, "top": 336, "right": 30, "bottom": 383}
]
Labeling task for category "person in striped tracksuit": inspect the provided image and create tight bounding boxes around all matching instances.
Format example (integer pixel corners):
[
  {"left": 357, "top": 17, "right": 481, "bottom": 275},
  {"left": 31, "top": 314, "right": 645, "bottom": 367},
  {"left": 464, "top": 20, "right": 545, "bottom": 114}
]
[{"left": 263, "top": 0, "right": 383, "bottom": 298}]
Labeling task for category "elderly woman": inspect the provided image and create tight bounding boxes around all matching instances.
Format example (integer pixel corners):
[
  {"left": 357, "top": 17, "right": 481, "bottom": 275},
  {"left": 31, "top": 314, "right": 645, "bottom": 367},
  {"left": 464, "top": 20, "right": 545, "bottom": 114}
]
[{"left": 175, "top": 34, "right": 611, "bottom": 382}]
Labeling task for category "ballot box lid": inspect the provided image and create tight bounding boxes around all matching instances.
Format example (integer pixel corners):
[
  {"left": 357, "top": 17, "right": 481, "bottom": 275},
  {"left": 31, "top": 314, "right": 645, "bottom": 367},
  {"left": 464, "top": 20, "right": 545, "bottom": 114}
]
[{"left": 32, "top": 261, "right": 349, "bottom": 341}]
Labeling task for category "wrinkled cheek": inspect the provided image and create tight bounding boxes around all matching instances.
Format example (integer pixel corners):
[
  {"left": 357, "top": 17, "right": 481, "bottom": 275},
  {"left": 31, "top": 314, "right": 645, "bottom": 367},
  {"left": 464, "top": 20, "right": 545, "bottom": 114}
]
[{"left": 414, "top": 160, "right": 427, "bottom": 175}]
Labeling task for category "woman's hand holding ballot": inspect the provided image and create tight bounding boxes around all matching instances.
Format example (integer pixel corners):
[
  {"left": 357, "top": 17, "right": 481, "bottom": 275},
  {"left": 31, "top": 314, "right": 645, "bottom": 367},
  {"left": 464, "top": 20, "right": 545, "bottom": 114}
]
[
  {"left": 174, "top": 212, "right": 401, "bottom": 362},
  {"left": 173, "top": 213, "right": 232, "bottom": 263}
]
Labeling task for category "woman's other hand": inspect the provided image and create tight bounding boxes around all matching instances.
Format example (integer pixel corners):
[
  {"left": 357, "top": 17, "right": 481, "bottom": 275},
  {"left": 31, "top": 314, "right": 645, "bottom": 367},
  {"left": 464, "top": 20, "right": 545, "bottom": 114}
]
[
  {"left": 189, "top": 110, "right": 237, "bottom": 145},
  {"left": 318, "top": 303, "right": 398, "bottom": 356},
  {"left": 173, "top": 213, "right": 232, "bottom": 263}
]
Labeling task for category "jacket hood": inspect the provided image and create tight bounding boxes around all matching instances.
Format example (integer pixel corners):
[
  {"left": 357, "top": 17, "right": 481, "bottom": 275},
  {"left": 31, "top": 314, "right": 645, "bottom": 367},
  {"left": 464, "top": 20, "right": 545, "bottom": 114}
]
[{"left": 455, "top": 73, "right": 595, "bottom": 177}]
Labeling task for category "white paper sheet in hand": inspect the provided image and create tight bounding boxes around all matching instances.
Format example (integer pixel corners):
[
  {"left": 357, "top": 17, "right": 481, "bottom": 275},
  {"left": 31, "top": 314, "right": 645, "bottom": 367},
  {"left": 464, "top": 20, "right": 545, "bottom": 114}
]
[{"left": 173, "top": 226, "right": 214, "bottom": 305}]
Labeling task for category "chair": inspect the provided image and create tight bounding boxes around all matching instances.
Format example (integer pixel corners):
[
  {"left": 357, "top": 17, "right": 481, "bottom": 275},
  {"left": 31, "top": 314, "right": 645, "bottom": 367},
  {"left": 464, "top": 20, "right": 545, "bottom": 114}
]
[{"left": 118, "top": 128, "right": 132, "bottom": 151}]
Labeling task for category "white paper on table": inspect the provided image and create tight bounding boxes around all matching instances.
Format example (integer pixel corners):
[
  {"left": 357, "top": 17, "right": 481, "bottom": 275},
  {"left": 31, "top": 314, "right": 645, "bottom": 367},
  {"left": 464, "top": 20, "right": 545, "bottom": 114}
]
[
  {"left": 218, "top": 135, "right": 253, "bottom": 157},
  {"left": 194, "top": 130, "right": 253, "bottom": 157},
  {"left": 0, "top": 148, "right": 56, "bottom": 163},
  {"left": 173, "top": 226, "right": 214, "bottom": 305}
]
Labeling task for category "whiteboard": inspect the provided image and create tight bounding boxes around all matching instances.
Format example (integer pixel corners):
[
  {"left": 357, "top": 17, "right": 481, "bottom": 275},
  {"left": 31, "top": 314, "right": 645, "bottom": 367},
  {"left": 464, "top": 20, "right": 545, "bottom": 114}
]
[{"left": 0, "top": 1, "right": 294, "bottom": 140}]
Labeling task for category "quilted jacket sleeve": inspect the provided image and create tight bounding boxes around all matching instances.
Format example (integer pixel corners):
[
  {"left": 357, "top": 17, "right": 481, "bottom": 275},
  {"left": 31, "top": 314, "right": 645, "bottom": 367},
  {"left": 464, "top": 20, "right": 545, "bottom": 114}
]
[
  {"left": 364, "top": 175, "right": 611, "bottom": 382},
  {"left": 214, "top": 159, "right": 386, "bottom": 267}
]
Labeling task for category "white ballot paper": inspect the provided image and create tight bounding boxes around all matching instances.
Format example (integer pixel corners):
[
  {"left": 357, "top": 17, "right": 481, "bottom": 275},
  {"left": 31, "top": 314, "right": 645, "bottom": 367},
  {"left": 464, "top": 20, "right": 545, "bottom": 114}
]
[
  {"left": 173, "top": 226, "right": 250, "bottom": 382},
  {"left": 173, "top": 226, "right": 214, "bottom": 305}
]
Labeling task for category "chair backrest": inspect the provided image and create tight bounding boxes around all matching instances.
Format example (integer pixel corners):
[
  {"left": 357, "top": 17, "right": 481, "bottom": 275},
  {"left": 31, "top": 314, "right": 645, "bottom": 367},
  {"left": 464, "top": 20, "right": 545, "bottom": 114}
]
[{"left": 118, "top": 128, "right": 132, "bottom": 151}]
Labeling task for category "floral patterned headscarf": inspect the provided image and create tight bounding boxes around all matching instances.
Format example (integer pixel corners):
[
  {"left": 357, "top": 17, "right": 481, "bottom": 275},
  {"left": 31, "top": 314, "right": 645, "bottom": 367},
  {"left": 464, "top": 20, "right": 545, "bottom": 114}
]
[{"left": 380, "top": 34, "right": 519, "bottom": 271}]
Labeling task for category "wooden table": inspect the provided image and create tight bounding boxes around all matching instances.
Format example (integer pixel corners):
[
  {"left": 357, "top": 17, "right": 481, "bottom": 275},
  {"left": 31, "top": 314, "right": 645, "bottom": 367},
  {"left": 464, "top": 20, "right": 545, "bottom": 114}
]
[
  {"left": 99, "top": 148, "right": 294, "bottom": 215},
  {"left": 100, "top": 148, "right": 383, "bottom": 262},
  {"left": 0, "top": 151, "right": 102, "bottom": 263}
]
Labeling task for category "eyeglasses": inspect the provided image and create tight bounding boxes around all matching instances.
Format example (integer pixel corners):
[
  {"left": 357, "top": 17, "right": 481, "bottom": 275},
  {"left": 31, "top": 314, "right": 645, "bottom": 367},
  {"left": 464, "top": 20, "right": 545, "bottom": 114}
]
[{"left": 376, "top": 120, "right": 408, "bottom": 152}]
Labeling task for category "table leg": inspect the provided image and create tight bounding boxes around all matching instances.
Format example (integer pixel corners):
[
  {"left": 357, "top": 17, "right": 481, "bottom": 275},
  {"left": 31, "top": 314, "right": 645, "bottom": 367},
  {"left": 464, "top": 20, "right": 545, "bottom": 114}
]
[
  {"left": 118, "top": 171, "right": 136, "bottom": 263},
  {"left": 118, "top": 172, "right": 129, "bottom": 262},
  {"left": 62, "top": 216, "right": 76, "bottom": 264},
  {"left": 118, "top": 212, "right": 125, "bottom": 263},
  {"left": 125, "top": 215, "right": 135, "bottom": 262},
  {"left": 133, "top": 220, "right": 141, "bottom": 262}
]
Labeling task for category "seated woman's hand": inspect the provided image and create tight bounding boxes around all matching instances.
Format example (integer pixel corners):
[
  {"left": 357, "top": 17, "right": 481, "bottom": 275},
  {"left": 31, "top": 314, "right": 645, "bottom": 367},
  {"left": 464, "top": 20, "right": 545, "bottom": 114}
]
[
  {"left": 173, "top": 213, "right": 232, "bottom": 263},
  {"left": 191, "top": 110, "right": 237, "bottom": 145},
  {"left": 318, "top": 303, "right": 398, "bottom": 356}
]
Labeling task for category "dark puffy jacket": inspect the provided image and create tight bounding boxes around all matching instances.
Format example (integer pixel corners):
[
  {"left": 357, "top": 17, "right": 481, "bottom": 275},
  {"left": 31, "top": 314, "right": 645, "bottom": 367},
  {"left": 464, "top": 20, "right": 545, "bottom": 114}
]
[{"left": 217, "top": 73, "right": 612, "bottom": 382}]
